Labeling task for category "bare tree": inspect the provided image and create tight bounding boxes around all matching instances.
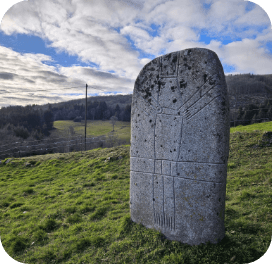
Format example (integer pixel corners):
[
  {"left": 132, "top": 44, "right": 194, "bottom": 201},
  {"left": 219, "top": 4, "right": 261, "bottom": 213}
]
[
  {"left": 110, "top": 116, "right": 118, "bottom": 131},
  {"left": 90, "top": 108, "right": 96, "bottom": 120},
  {"left": 68, "top": 126, "right": 76, "bottom": 136}
]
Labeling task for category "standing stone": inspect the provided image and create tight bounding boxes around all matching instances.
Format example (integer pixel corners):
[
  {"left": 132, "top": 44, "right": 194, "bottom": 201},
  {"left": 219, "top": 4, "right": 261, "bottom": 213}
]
[{"left": 130, "top": 48, "right": 230, "bottom": 245}]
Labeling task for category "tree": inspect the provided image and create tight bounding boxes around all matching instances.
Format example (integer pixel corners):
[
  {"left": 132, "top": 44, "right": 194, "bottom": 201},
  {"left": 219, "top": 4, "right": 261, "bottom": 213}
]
[
  {"left": 123, "top": 104, "right": 131, "bottom": 121},
  {"left": 96, "top": 101, "right": 107, "bottom": 120},
  {"left": 43, "top": 110, "right": 54, "bottom": 130},
  {"left": 73, "top": 116, "right": 82, "bottom": 122},
  {"left": 55, "top": 110, "right": 64, "bottom": 120},
  {"left": 267, "top": 106, "right": 272, "bottom": 121},
  {"left": 114, "top": 104, "right": 121, "bottom": 119},
  {"left": 68, "top": 126, "right": 75, "bottom": 136},
  {"left": 13, "top": 126, "right": 29, "bottom": 139},
  {"left": 235, "top": 106, "right": 244, "bottom": 126},
  {"left": 256, "top": 108, "right": 267, "bottom": 123},
  {"left": 26, "top": 111, "right": 41, "bottom": 131},
  {"left": 241, "top": 110, "right": 252, "bottom": 125},
  {"left": 90, "top": 108, "right": 96, "bottom": 120},
  {"left": 251, "top": 114, "right": 257, "bottom": 124},
  {"left": 67, "top": 110, "right": 76, "bottom": 120},
  {"left": 103, "top": 109, "right": 111, "bottom": 120},
  {"left": 110, "top": 116, "right": 118, "bottom": 131}
]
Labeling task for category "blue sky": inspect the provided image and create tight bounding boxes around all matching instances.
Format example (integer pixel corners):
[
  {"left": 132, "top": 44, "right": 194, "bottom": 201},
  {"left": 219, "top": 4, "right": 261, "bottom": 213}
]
[{"left": 0, "top": 0, "right": 272, "bottom": 108}]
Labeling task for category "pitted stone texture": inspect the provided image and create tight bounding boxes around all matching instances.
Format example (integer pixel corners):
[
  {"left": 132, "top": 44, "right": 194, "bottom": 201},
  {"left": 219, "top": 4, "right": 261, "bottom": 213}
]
[{"left": 130, "top": 48, "right": 230, "bottom": 245}]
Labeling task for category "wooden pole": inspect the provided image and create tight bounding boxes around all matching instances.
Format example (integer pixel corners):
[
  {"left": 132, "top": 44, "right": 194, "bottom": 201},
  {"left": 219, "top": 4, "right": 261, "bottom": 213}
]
[{"left": 85, "top": 84, "right": 88, "bottom": 151}]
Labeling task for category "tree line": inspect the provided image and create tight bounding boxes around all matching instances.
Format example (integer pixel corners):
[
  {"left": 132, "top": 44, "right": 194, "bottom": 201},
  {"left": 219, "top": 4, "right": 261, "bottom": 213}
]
[
  {"left": 1, "top": 73, "right": 272, "bottom": 143},
  {"left": 232, "top": 99, "right": 272, "bottom": 127},
  {"left": 54, "top": 100, "right": 131, "bottom": 123},
  {"left": 0, "top": 101, "right": 131, "bottom": 142}
]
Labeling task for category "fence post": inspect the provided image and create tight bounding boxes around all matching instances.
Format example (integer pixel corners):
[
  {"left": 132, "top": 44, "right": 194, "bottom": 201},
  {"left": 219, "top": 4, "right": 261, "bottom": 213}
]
[{"left": 85, "top": 83, "right": 88, "bottom": 151}]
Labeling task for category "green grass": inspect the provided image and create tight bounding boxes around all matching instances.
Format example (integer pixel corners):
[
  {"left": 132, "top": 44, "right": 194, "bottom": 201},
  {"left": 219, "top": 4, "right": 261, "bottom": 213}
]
[
  {"left": 52, "top": 120, "right": 130, "bottom": 142},
  {"left": 0, "top": 127, "right": 272, "bottom": 263},
  {"left": 230, "top": 121, "right": 272, "bottom": 133}
]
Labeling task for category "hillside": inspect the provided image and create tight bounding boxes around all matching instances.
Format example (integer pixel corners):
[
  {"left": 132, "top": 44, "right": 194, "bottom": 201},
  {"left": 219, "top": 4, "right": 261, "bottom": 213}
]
[
  {"left": 0, "top": 124, "right": 272, "bottom": 263},
  {"left": 1, "top": 73, "right": 272, "bottom": 145},
  {"left": 27, "top": 73, "right": 272, "bottom": 112}
]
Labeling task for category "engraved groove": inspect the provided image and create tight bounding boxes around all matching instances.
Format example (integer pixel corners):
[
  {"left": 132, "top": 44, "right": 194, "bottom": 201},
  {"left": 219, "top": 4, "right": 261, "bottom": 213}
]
[
  {"left": 178, "top": 73, "right": 219, "bottom": 111},
  {"left": 154, "top": 212, "right": 174, "bottom": 230},
  {"left": 186, "top": 94, "right": 222, "bottom": 121}
]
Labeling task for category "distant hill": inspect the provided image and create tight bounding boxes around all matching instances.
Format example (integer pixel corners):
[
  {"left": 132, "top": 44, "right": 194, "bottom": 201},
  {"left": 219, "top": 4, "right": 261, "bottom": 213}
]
[
  {"left": 226, "top": 73, "right": 272, "bottom": 108},
  {"left": 43, "top": 73, "right": 272, "bottom": 111},
  {"left": 1, "top": 73, "right": 272, "bottom": 142}
]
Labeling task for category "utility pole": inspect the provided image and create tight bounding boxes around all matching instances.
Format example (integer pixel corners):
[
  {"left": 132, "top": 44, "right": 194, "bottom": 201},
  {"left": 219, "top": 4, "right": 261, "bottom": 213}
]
[{"left": 85, "top": 84, "right": 88, "bottom": 151}]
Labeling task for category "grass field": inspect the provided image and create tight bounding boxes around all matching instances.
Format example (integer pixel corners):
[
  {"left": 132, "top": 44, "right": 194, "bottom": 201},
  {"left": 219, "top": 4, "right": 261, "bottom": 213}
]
[
  {"left": 52, "top": 120, "right": 130, "bottom": 142},
  {"left": 0, "top": 124, "right": 272, "bottom": 263}
]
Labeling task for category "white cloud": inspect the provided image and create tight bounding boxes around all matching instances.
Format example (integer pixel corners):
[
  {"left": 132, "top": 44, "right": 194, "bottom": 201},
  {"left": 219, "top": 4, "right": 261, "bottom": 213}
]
[{"left": 0, "top": 0, "right": 272, "bottom": 107}]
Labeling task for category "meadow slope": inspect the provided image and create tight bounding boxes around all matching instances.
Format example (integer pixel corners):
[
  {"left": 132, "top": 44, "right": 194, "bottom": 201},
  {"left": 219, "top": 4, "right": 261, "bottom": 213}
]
[{"left": 0, "top": 125, "right": 272, "bottom": 263}]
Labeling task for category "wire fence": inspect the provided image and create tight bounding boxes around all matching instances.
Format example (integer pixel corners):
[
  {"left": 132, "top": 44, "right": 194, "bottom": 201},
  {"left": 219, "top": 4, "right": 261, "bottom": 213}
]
[
  {"left": 230, "top": 118, "right": 270, "bottom": 124},
  {"left": 0, "top": 116, "right": 271, "bottom": 160},
  {"left": 230, "top": 102, "right": 272, "bottom": 126},
  {"left": 1, "top": 119, "right": 271, "bottom": 161},
  {"left": 0, "top": 134, "right": 129, "bottom": 160}
]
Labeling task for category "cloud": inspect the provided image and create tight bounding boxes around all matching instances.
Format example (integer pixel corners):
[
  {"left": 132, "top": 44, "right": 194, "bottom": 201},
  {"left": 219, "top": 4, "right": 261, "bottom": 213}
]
[
  {"left": 0, "top": 0, "right": 272, "bottom": 108},
  {"left": 0, "top": 72, "right": 15, "bottom": 80}
]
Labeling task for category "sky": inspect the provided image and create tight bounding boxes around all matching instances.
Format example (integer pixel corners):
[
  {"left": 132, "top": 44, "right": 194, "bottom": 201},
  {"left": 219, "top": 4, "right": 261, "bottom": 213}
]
[{"left": 0, "top": 0, "right": 272, "bottom": 109}]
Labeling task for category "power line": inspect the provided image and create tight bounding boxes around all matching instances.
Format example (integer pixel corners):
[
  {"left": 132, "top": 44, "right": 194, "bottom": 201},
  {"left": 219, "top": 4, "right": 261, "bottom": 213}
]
[
  {"left": 230, "top": 118, "right": 270, "bottom": 123},
  {"left": 0, "top": 139, "right": 106, "bottom": 156},
  {"left": 0, "top": 135, "right": 107, "bottom": 151},
  {"left": 0, "top": 137, "right": 109, "bottom": 158},
  {"left": 0, "top": 136, "right": 73, "bottom": 147},
  {"left": 231, "top": 107, "right": 272, "bottom": 112},
  {"left": 1, "top": 85, "right": 108, "bottom": 94}
]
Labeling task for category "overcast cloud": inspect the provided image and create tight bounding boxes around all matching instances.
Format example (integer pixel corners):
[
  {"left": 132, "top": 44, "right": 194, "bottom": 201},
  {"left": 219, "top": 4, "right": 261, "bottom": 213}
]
[{"left": 0, "top": 0, "right": 272, "bottom": 108}]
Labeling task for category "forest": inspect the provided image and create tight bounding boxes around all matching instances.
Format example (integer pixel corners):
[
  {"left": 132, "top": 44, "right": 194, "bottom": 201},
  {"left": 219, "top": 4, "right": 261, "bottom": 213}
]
[{"left": 0, "top": 73, "right": 272, "bottom": 143}]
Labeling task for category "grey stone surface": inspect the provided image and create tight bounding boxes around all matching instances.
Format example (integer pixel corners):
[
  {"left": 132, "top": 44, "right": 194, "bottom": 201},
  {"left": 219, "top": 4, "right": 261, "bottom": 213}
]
[{"left": 130, "top": 48, "right": 230, "bottom": 245}]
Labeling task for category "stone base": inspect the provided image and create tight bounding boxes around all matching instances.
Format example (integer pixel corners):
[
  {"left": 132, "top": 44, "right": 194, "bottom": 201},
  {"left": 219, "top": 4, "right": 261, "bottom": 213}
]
[{"left": 130, "top": 171, "right": 226, "bottom": 245}]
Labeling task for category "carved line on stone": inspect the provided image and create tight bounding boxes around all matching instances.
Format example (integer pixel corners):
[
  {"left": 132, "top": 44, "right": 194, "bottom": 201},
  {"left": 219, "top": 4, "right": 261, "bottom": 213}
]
[
  {"left": 182, "top": 84, "right": 217, "bottom": 116},
  {"left": 161, "top": 157, "right": 162, "bottom": 174},
  {"left": 154, "top": 212, "right": 174, "bottom": 230},
  {"left": 183, "top": 84, "right": 221, "bottom": 120},
  {"left": 138, "top": 61, "right": 219, "bottom": 117},
  {"left": 171, "top": 175, "right": 224, "bottom": 184},
  {"left": 130, "top": 158, "right": 224, "bottom": 165},
  {"left": 176, "top": 51, "right": 181, "bottom": 80},
  {"left": 133, "top": 106, "right": 146, "bottom": 120},
  {"left": 178, "top": 73, "right": 219, "bottom": 112},
  {"left": 183, "top": 87, "right": 220, "bottom": 120},
  {"left": 144, "top": 94, "right": 161, "bottom": 113},
  {"left": 130, "top": 170, "right": 224, "bottom": 184},
  {"left": 159, "top": 75, "right": 178, "bottom": 78},
  {"left": 153, "top": 175, "right": 176, "bottom": 231},
  {"left": 159, "top": 52, "right": 179, "bottom": 78},
  {"left": 177, "top": 116, "right": 183, "bottom": 160},
  {"left": 152, "top": 171, "right": 155, "bottom": 223},
  {"left": 186, "top": 94, "right": 221, "bottom": 121},
  {"left": 154, "top": 113, "right": 157, "bottom": 160},
  {"left": 138, "top": 72, "right": 218, "bottom": 117},
  {"left": 173, "top": 177, "right": 176, "bottom": 231},
  {"left": 162, "top": 175, "right": 164, "bottom": 221},
  {"left": 136, "top": 89, "right": 161, "bottom": 114}
]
